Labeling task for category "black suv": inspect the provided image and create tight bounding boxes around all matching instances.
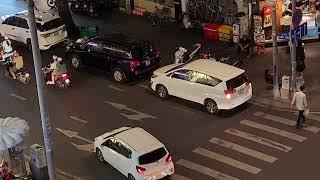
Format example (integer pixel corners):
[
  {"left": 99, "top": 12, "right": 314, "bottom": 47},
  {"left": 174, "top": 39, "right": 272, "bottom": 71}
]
[{"left": 65, "top": 35, "right": 160, "bottom": 83}]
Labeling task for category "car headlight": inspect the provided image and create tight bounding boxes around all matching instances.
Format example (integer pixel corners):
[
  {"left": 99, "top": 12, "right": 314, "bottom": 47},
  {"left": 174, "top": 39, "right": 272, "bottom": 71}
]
[{"left": 151, "top": 73, "right": 158, "bottom": 78}]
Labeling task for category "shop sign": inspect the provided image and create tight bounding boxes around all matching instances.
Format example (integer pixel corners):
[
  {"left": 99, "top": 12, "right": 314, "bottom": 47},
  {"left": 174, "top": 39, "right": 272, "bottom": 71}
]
[
  {"left": 291, "top": 22, "right": 308, "bottom": 43},
  {"left": 278, "top": 32, "right": 289, "bottom": 39},
  {"left": 263, "top": 6, "right": 272, "bottom": 28}
]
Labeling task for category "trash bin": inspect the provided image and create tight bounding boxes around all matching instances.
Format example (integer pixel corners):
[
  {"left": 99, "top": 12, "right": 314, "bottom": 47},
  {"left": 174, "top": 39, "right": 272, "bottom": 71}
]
[
  {"left": 29, "top": 144, "right": 48, "bottom": 180},
  {"left": 79, "top": 26, "right": 98, "bottom": 38}
]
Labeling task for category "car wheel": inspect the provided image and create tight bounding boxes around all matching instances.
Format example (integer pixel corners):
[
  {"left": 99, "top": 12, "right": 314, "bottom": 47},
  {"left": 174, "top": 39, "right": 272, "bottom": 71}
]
[
  {"left": 205, "top": 99, "right": 219, "bottom": 115},
  {"left": 70, "top": 55, "right": 81, "bottom": 69},
  {"left": 112, "top": 68, "right": 126, "bottom": 83},
  {"left": 156, "top": 85, "right": 168, "bottom": 99},
  {"left": 26, "top": 39, "right": 32, "bottom": 51},
  {"left": 95, "top": 149, "right": 105, "bottom": 163},
  {"left": 128, "top": 174, "right": 135, "bottom": 180}
]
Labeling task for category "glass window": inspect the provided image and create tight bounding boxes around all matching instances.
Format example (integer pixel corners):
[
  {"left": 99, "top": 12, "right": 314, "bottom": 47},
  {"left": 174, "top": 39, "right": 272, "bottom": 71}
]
[
  {"left": 16, "top": 18, "right": 28, "bottom": 29},
  {"left": 226, "top": 73, "right": 248, "bottom": 89},
  {"left": 171, "top": 69, "right": 191, "bottom": 81},
  {"left": 119, "top": 144, "right": 132, "bottom": 158},
  {"left": 139, "top": 147, "right": 167, "bottom": 165},
  {"left": 207, "top": 75, "right": 222, "bottom": 87},
  {"left": 36, "top": 17, "right": 64, "bottom": 32},
  {"left": 190, "top": 71, "right": 221, "bottom": 87},
  {"left": 87, "top": 40, "right": 102, "bottom": 53},
  {"left": 2, "top": 17, "right": 18, "bottom": 26}
]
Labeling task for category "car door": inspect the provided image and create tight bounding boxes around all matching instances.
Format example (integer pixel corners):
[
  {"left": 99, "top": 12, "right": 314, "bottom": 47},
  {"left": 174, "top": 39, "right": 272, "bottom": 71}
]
[
  {"left": 1, "top": 17, "right": 19, "bottom": 41},
  {"left": 84, "top": 40, "right": 106, "bottom": 69},
  {"left": 15, "top": 17, "right": 30, "bottom": 43},
  {"left": 101, "top": 138, "right": 120, "bottom": 169},
  {"left": 115, "top": 141, "right": 133, "bottom": 176},
  {"left": 166, "top": 69, "right": 192, "bottom": 100},
  {"left": 188, "top": 71, "right": 222, "bottom": 104}
]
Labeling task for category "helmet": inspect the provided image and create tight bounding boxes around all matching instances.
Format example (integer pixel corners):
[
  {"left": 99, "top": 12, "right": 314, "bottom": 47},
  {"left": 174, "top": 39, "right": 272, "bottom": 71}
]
[
  {"left": 57, "top": 57, "right": 62, "bottom": 62},
  {"left": 179, "top": 47, "right": 187, "bottom": 53},
  {"left": 52, "top": 55, "right": 58, "bottom": 61}
]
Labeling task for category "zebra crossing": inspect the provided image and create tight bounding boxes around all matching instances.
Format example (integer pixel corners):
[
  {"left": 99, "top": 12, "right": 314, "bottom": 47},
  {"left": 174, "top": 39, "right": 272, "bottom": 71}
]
[{"left": 172, "top": 111, "right": 320, "bottom": 180}]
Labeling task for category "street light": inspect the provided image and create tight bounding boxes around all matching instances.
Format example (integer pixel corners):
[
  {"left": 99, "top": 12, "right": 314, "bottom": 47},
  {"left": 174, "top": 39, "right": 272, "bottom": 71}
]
[{"left": 26, "top": 0, "right": 56, "bottom": 179}]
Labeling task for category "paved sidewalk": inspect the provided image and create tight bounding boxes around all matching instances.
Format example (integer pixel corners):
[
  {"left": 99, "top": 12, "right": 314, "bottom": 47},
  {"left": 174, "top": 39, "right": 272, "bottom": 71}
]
[{"left": 246, "top": 44, "right": 320, "bottom": 113}]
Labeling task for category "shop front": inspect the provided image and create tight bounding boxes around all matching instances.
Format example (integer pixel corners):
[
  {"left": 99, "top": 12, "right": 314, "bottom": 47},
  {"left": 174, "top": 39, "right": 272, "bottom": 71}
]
[{"left": 257, "top": 0, "right": 320, "bottom": 43}]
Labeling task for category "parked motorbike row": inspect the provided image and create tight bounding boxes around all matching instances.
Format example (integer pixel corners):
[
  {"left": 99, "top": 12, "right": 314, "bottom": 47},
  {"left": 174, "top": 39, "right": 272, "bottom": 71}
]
[{"left": 68, "top": 0, "right": 116, "bottom": 16}]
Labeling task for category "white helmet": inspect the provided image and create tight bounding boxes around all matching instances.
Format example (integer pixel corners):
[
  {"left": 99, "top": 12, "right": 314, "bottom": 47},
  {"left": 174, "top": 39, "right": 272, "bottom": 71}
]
[
  {"left": 52, "top": 55, "right": 58, "bottom": 61},
  {"left": 57, "top": 57, "right": 62, "bottom": 62}
]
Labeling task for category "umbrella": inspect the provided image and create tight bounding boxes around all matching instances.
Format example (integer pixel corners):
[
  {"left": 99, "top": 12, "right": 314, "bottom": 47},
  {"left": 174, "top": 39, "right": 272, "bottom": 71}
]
[{"left": 0, "top": 117, "right": 29, "bottom": 150}]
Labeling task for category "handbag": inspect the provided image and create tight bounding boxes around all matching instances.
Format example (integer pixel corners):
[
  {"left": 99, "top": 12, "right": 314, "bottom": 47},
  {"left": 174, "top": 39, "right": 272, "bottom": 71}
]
[{"left": 303, "top": 109, "right": 309, "bottom": 117}]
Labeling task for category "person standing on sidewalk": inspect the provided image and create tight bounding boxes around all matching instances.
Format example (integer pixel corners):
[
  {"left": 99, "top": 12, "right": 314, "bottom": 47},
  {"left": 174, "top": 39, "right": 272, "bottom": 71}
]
[
  {"left": 296, "top": 40, "right": 305, "bottom": 77},
  {"left": 291, "top": 85, "right": 308, "bottom": 129}
]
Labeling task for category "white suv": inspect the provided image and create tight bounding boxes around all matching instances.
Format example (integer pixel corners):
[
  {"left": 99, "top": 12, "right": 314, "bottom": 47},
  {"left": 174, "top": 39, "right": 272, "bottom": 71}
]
[
  {"left": 0, "top": 10, "right": 68, "bottom": 50},
  {"left": 94, "top": 127, "right": 174, "bottom": 180},
  {"left": 151, "top": 59, "right": 252, "bottom": 114}
]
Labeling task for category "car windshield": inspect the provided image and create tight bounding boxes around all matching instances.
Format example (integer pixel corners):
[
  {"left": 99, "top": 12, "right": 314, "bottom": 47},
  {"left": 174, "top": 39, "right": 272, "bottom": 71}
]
[
  {"left": 165, "top": 64, "right": 187, "bottom": 73},
  {"left": 36, "top": 17, "right": 64, "bottom": 32},
  {"left": 138, "top": 147, "right": 167, "bottom": 165},
  {"left": 226, "top": 73, "right": 248, "bottom": 89},
  {"left": 130, "top": 43, "right": 154, "bottom": 60}
]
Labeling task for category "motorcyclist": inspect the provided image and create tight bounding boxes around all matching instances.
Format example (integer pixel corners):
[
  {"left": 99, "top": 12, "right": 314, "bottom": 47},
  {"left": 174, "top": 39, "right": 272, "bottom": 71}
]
[
  {"left": 174, "top": 47, "right": 187, "bottom": 64},
  {"left": 1, "top": 37, "right": 15, "bottom": 78},
  {"left": 46, "top": 55, "right": 59, "bottom": 85}
]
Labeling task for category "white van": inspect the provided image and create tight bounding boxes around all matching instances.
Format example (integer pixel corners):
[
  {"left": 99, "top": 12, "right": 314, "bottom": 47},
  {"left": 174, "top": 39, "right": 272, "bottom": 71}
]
[
  {"left": 0, "top": 10, "right": 68, "bottom": 50},
  {"left": 151, "top": 59, "right": 252, "bottom": 114}
]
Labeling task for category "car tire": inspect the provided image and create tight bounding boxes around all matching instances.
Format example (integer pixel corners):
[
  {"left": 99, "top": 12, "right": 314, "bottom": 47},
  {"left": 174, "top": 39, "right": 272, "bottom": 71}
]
[
  {"left": 205, "top": 99, "right": 219, "bottom": 115},
  {"left": 128, "top": 174, "right": 135, "bottom": 180},
  {"left": 70, "top": 55, "right": 82, "bottom": 69},
  {"left": 156, "top": 84, "right": 168, "bottom": 99},
  {"left": 26, "top": 39, "right": 32, "bottom": 51},
  {"left": 95, "top": 149, "right": 105, "bottom": 163},
  {"left": 112, "top": 68, "right": 126, "bottom": 83}
]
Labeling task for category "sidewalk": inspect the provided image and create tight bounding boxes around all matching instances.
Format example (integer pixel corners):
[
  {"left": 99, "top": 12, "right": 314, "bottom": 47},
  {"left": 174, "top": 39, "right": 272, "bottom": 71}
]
[{"left": 246, "top": 44, "right": 320, "bottom": 112}]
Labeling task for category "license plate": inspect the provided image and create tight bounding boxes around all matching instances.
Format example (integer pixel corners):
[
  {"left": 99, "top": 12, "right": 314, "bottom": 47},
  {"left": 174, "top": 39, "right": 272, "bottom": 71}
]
[
  {"left": 54, "top": 31, "right": 59, "bottom": 36},
  {"left": 65, "top": 79, "right": 70, "bottom": 83},
  {"left": 238, "top": 88, "right": 244, "bottom": 94},
  {"left": 145, "top": 61, "right": 151, "bottom": 66}
]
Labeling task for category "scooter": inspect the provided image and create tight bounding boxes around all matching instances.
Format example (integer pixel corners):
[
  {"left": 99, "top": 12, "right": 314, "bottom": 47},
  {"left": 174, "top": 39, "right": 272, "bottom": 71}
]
[
  {"left": 42, "top": 66, "right": 71, "bottom": 88},
  {"left": 174, "top": 43, "right": 202, "bottom": 64},
  {"left": 2, "top": 54, "right": 31, "bottom": 84}
]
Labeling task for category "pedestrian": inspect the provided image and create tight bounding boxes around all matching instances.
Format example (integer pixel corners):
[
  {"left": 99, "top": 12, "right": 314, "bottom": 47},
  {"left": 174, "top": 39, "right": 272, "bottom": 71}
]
[
  {"left": 152, "top": 6, "right": 161, "bottom": 26},
  {"left": 296, "top": 40, "right": 305, "bottom": 77},
  {"left": 291, "top": 85, "right": 308, "bottom": 129}
]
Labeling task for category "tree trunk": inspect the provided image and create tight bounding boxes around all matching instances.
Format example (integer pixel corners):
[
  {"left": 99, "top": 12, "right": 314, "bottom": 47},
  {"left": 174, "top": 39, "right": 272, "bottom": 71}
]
[{"left": 55, "top": 0, "right": 79, "bottom": 38}]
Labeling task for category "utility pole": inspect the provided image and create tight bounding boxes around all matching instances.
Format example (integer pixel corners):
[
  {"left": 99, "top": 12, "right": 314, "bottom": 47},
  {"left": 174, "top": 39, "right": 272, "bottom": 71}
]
[
  {"left": 290, "top": 0, "right": 297, "bottom": 93},
  {"left": 272, "top": 1, "right": 280, "bottom": 98},
  {"left": 26, "top": 0, "right": 56, "bottom": 179}
]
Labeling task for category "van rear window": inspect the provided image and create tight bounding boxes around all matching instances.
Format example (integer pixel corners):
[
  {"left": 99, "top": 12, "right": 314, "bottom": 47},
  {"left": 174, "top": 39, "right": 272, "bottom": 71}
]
[
  {"left": 36, "top": 17, "right": 64, "bottom": 32},
  {"left": 139, "top": 147, "right": 167, "bottom": 165},
  {"left": 226, "top": 73, "right": 248, "bottom": 89}
]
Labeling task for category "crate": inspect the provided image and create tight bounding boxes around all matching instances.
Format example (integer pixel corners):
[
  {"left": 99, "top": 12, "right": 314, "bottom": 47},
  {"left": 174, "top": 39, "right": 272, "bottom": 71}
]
[
  {"left": 203, "top": 23, "right": 221, "bottom": 41},
  {"left": 79, "top": 26, "right": 98, "bottom": 38},
  {"left": 218, "top": 25, "right": 233, "bottom": 42}
]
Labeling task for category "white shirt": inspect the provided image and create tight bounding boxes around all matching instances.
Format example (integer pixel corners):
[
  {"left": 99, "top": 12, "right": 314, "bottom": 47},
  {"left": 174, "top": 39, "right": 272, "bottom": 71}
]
[
  {"left": 2, "top": 40, "right": 13, "bottom": 53},
  {"left": 291, "top": 91, "right": 307, "bottom": 111}
]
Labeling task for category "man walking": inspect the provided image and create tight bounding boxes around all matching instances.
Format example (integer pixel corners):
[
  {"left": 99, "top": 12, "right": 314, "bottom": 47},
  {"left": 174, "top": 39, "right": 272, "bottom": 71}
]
[{"left": 291, "top": 86, "right": 308, "bottom": 129}]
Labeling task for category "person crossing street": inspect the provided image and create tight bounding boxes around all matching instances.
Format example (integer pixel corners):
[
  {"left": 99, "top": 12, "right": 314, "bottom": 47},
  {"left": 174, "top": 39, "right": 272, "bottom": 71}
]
[{"left": 291, "top": 85, "right": 308, "bottom": 129}]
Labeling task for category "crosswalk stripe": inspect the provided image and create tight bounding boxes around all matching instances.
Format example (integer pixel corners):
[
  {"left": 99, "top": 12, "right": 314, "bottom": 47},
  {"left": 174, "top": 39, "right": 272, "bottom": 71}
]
[
  {"left": 241, "top": 120, "right": 307, "bottom": 142},
  {"left": 225, "top": 129, "right": 292, "bottom": 152},
  {"left": 176, "top": 159, "right": 239, "bottom": 180},
  {"left": 300, "top": 113, "right": 320, "bottom": 122},
  {"left": 171, "top": 174, "right": 192, "bottom": 180},
  {"left": 254, "top": 112, "right": 320, "bottom": 134},
  {"left": 193, "top": 147, "right": 262, "bottom": 174},
  {"left": 210, "top": 137, "right": 277, "bottom": 163}
]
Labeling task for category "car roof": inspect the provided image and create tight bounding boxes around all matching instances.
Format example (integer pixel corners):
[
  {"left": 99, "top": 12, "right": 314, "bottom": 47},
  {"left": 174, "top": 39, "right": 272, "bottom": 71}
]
[
  {"left": 183, "top": 59, "right": 245, "bottom": 81},
  {"left": 93, "top": 35, "right": 148, "bottom": 49},
  {"left": 114, "top": 127, "right": 164, "bottom": 154},
  {"left": 14, "top": 10, "right": 59, "bottom": 24}
]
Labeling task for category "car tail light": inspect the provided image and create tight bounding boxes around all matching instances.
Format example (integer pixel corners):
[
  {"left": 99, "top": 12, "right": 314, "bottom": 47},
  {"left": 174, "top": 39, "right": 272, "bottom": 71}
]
[
  {"left": 40, "top": 33, "right": 50, "bottom": 38},
  {"left": 130, "top": 60, "right": 141, "bottom": 68},
  {"left": 224, "top": 89, "right": 236, "bottom": 100},
  {"left": 155, "top": 51, "right": 160, "bottom": 58},
  {"left": 62, "top": 74, "right": 68, "bottom": 78},
  {"left": 166, "top": 154, "right": 173, "bottom": 163},
  {"left": 136, "top": 166, "right": 146, "bottom": 174}
]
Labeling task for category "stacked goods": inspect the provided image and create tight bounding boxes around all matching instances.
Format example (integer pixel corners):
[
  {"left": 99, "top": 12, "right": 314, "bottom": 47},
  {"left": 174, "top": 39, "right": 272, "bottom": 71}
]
[
  {"left": 203, "top": 23, "right": 221, "bottom": 41},
  {"left": 218, "top": 25, "right": 233, "bottom": 42}
]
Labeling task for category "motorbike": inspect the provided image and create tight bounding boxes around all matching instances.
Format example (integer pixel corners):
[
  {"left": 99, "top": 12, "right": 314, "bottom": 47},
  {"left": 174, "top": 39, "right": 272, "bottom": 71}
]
[
  {"left": 2, "top": 53, "right": 31, "bottom": 84},
  {"left": 174, "top": 43, "right": 202, "bottom": 64},
  {"left": 42, "top": 65, "right": 71, "bottom": 88}
]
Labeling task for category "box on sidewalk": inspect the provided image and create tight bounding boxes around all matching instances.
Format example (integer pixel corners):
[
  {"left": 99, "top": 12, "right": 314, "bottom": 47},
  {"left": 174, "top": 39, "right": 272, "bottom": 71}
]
[
  {"left": 29, "top": 144, "right": 48, "bottom": 180},
  {"left": 282, "top": 75, "right": 290, "bottom": 90}
]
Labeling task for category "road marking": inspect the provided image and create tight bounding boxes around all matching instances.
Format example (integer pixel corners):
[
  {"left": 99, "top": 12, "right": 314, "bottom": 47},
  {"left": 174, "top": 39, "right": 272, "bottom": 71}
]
[
  {"left": 193, "top": 147, "right": 262, "bottom": 174},
  {"left": 108, "top": 85, "right": 125, "bottom": 92},
  {"left": 210, "top": 137, "right": 277, "bottom": 163},
  {"left": 171, "top": 174, "right": 192, "bottom": 180},
  {"left": 69, "top": 116, "right": 88, "bottom": 124},
  {"left": 176, "top": 159, "right": 239, "bottom": 180},
  {"left": 249, "top": 101, "right": 296, "bottom": 113},
  {"left": 105, "top": 101, "right": 157, "bottom": 121},
  {"left": 295, "top": 113, "right": 320, "bottom": 122},
  {"left": 225, "top": 129, "right": 292, "bottom": 152},
  {"left": 24, "top": 155, "right": 84, "bottom": 180},
  {"left": 10, "top": 93, "right": 27, "bottom": 101},
  {"left": 254, "top": 111, "right": 320, "bottom": 134},
  {"left": 241, "top": 120, "right": 307, "bottom": 142},
  {"left": 56, "top": 128, "right": 93, "bottom": 143},
  {"left": 138, "top": 84, "right": 149, "bottom": 89},
  {"left": 71, "top": 143, "right": 94, "bottom": 153}
]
